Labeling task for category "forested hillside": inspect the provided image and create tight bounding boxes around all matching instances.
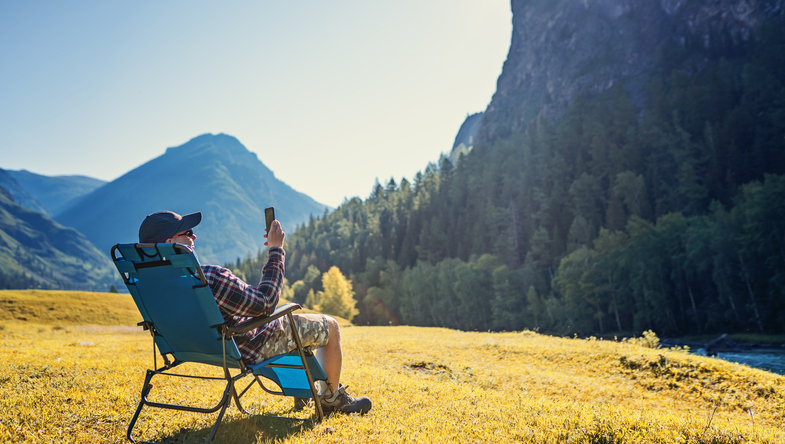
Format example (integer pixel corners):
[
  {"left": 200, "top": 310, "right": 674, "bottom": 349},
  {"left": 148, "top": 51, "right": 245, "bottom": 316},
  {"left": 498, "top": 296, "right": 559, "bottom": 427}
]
[
  {"left": 232, "top": 21, "right": 785, "bottom": 336},
  {"left": 0, "top": 185, "right": 119, "bottom": 291},
  {"left": 0, "top": 169, "right": 47, "bottom": 215},
  {"left": 5, "top": 169, "right": 106, "bottom": 217}
]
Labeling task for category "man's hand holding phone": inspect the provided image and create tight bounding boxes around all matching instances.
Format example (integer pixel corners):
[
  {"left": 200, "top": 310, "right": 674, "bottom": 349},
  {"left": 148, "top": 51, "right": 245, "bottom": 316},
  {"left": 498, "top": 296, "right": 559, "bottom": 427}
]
[{"left": 264, "top": 207, "right": 285, "bottom": 249}]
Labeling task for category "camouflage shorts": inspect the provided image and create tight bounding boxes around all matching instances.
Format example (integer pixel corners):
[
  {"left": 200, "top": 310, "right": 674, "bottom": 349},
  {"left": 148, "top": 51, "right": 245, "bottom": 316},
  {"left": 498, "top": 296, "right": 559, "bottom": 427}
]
[{"left": 255, "top": 313, "right": 331, "bottom": 363}]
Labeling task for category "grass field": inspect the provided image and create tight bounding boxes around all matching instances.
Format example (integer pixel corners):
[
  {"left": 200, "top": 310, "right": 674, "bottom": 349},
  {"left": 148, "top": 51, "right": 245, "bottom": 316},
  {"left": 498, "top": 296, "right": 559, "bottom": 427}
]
[{"left": 1, "top": 290, "right": 784, "bottom": 443}]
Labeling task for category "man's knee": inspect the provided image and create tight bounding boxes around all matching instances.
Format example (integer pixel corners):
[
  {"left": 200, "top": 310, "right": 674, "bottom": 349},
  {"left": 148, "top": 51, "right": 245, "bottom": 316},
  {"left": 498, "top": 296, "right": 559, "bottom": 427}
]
[
  {"left": 305, "top": 313, "right": 338, "bottom": 331},
  {"left": 324, "top": 315, "right": 340, "bottom": 338},
  {"left": 324, "top": 315, "right": 338, "bottom": 327}
]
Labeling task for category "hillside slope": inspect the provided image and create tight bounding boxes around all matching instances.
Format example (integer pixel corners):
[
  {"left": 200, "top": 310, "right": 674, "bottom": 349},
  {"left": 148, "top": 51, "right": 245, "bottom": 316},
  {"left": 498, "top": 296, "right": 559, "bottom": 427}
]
[
  {"left": 56, "top": 133, "right": 329, "bottom": 264},
  {"left": 6, "top": 169, "right": 106, "bottom": 216},
  {"left": 0, "top": 186, "right": 118, "bottom": 290},
  {"left": 0, "top": 169, "right": 47, "bottom": 215}
]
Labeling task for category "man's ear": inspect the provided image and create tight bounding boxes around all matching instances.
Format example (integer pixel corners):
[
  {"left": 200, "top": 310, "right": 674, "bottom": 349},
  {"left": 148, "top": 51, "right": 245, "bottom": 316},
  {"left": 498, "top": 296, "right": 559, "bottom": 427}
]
[{"left": 165, "top": 238, "right": 174, "bottom": 244}]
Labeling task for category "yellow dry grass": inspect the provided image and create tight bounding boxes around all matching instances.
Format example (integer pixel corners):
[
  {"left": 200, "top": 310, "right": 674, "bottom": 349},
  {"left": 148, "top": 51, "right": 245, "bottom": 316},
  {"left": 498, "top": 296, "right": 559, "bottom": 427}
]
[
  {"left": 1, "top": 290, "right": 784, "bottom": 443},
  {"left": 0, "top": 289, "right": 140, "bottom": 326}
]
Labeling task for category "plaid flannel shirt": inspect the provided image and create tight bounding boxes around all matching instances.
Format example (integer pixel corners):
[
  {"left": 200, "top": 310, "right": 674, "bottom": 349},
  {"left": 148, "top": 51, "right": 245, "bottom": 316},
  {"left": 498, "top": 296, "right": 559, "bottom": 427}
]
[{"left": 201, "top": 247, "right": 285, "bottom": 364}]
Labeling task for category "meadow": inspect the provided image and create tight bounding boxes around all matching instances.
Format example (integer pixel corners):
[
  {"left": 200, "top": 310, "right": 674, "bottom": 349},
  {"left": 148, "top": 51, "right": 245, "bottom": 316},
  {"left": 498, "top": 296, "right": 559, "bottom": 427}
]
[{"left": 1, "top": 290, "right": 784, "bottom": 443}]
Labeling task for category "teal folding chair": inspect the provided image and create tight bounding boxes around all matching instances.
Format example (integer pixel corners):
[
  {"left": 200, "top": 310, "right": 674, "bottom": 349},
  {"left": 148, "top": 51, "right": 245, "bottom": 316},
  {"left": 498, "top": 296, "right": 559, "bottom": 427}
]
[{"left": 111, "top": 243, "right": 326, "bottom": 444}]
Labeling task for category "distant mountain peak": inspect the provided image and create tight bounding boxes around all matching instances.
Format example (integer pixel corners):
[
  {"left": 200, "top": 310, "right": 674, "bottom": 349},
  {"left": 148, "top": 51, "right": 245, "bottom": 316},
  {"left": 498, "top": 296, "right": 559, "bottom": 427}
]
[
  {"left": 164, "top": 133, "right": 268, "bottom": 172},
  {"left": 56, "top": 134, "right": 327, "bottom": 264},
  {"left": 166, "top": 133, "right": 243, "bottom": 152}
]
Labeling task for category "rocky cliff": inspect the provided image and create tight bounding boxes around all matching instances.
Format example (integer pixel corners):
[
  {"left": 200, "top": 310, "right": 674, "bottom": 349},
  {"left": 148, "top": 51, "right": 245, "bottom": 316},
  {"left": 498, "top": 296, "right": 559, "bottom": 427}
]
[
  {"left": 449, "top": 112, "right": 484, "bottom": 163},
  {"left": 476, "top": 0, "right": 784, "bottom": 144}
]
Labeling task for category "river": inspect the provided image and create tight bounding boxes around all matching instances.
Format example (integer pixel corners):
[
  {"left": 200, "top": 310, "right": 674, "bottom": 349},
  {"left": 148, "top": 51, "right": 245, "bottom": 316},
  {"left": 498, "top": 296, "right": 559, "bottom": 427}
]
[{"left": 690, "top": 348, "right": 785, "bottom": 375}]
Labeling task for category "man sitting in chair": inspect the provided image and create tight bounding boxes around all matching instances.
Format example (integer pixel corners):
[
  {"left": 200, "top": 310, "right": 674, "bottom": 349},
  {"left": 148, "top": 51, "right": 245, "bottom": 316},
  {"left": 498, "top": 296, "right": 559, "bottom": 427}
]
[{"left": 138, "top": 210, "right": 372, "bottom": 415}]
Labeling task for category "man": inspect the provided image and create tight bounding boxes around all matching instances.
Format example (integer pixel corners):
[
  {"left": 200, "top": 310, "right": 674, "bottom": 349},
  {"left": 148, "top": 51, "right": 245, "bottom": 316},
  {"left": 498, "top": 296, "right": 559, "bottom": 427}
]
[{"left": 138, "top": 210, "right": 371, "bottom": 415}]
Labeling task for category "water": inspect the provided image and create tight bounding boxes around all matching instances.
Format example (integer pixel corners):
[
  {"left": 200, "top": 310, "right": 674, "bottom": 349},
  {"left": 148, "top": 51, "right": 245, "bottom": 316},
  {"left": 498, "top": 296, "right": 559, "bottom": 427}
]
[{"left": 691, "top": 348, "right": 785, "bottom": 375}]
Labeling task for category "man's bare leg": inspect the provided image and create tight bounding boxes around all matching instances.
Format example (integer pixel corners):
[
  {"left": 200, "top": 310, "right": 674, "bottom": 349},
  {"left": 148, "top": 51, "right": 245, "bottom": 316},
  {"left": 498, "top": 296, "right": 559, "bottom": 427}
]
[
  {"left": 314, "top": 316, "right": 342, "bottom": 394},
  {"left": 294, "top": 314, "right": 371, "bottom": 414}
]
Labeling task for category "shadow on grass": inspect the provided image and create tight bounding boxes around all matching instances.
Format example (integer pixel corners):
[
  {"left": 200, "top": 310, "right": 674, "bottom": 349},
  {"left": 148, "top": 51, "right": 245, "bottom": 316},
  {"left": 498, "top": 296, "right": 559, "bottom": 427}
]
[{"left": 151, "top": 409, "right": 323, "bottom": 444}]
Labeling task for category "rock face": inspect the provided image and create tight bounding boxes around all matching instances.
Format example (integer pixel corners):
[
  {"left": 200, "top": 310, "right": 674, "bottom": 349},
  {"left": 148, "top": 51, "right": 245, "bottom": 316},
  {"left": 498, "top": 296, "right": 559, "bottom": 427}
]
[
  {"left": 449, "top": 112, "right": 484, "bottom": 163},
  {"left": 476, "top": 0, "right": 785, "bottom": 144},
  {"left": 452, "top": 112, "right": 485, "bottom": 150}
]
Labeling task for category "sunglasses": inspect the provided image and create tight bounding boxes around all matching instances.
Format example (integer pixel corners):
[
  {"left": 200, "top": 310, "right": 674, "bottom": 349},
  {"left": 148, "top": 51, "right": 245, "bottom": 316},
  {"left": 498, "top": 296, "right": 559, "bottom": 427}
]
[{"left": 173, "top": 229, "right": 194, "bottom": 238}]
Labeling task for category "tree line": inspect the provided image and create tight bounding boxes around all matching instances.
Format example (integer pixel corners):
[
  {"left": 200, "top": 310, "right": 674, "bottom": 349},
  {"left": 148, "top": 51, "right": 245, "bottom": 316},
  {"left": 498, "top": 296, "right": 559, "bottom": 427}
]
[{"left": 232, "top": 21, "right": 785, "bottom": 336}]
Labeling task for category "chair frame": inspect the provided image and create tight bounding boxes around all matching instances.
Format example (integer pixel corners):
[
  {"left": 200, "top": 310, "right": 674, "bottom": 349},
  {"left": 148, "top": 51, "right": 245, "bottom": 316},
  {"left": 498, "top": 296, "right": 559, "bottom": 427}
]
[{"left": 111, "top": 243, "right": 324, "bottom": 444}]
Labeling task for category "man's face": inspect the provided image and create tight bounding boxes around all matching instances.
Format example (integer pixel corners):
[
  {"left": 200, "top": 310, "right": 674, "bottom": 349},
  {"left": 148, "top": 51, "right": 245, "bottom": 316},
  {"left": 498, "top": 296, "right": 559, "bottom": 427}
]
[{"left": 167, "top": 229, "right": 196, "bottom": 248}]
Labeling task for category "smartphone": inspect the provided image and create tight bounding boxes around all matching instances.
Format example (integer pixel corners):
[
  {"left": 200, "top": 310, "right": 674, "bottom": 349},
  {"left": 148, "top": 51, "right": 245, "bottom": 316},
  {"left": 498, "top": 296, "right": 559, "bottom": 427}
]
[{"left": 264, "top": 207, "right": 275, "bottom": 233}]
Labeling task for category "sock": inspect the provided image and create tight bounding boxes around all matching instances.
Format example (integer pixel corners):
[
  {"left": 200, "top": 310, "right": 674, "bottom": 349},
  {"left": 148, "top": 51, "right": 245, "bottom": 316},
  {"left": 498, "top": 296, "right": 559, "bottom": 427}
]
[{"left": 322, "top": 383, "right": 339, "bottom": 402}]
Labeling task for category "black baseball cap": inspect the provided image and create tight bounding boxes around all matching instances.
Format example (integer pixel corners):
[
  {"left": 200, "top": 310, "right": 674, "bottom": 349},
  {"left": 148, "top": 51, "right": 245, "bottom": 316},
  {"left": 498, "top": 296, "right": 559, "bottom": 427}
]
[{"left": 139, "top": 211, "right": 202, "bottom": 243}]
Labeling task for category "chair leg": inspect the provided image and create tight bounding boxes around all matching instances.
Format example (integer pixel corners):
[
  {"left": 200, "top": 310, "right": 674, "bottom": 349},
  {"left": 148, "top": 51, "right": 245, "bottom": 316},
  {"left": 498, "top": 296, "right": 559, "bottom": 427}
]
[
  {"left": 127, "top": 372, "right": 155, "bottom": 443},
  {"left": 286, "top": 312, "right": 324, "bottom": 422},
  {"left": 126, "top": 369, "right": 236, "bottom": 444},
  {"left": 127, "top": 399, "right": 146, "bottom": 443},
  {"left": 230, "top": 312, "right": 328, "bottom": 424},
  {"left": 231, "top": 382, "right": 251, "bottom": 414},
  {"left": 203, "top": 396, "right": 231, "bottom": 444}
]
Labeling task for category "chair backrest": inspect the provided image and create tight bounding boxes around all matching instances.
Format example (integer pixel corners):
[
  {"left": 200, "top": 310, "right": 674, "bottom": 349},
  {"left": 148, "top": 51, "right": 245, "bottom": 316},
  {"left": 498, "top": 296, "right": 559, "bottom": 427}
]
[{"left": 111, "top": 243, "right": 243, "bottom": 368}]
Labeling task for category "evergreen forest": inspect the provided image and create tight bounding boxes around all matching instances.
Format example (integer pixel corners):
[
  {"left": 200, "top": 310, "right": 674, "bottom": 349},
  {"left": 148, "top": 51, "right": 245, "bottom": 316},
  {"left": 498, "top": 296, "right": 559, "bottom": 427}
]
[{"left": 232, "top": 23, "right": 785, "bottom": 337}]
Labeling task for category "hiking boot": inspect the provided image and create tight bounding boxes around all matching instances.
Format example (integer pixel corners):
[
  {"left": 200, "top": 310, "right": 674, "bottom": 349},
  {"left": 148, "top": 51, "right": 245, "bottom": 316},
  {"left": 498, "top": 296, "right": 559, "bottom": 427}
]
[
  {"left": 320, "top": 384, "right": 372, "bottom": 415},
  {"left": 293, "top": 396, "right": 311, "bottom": 411}
]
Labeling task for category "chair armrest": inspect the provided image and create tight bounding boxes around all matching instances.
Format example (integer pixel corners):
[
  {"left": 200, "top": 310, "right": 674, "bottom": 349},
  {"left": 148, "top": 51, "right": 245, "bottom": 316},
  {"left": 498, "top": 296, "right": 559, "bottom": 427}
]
[{"left": 226, "top": 302, "right": 302, "bottom": 336}]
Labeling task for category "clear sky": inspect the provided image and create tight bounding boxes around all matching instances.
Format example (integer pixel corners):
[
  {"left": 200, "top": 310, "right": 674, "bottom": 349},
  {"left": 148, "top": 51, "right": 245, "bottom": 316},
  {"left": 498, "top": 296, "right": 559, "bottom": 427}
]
[{"left": 0, "top": 1, "right": 512, "bottom": 208}]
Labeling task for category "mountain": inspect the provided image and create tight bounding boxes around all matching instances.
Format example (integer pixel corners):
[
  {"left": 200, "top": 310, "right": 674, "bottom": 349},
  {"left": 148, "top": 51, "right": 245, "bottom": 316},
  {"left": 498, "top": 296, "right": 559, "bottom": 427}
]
[
  {"left": 4, "top": 170, "right": 106, "bottom": 217},
  {"left": 273, "top": 0, "right": 785, "bottom": 336},
  {"left": 476, "top": 0, "right": 785, "bottom": 144},
  {"left": 56, "top": 134, "right": 329, "bottom": 265},
  {"left": 452, "top": 112, "right": 484, "bottom": 150},
  {"left": 0, "top": 169, "right": 47, "bottom": 215},
  {"left": 448, "top": 112, "right": 484, "bottom": 163},
  {"left": 0, "top": 184, "right": 119, "bottom": 290}
]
